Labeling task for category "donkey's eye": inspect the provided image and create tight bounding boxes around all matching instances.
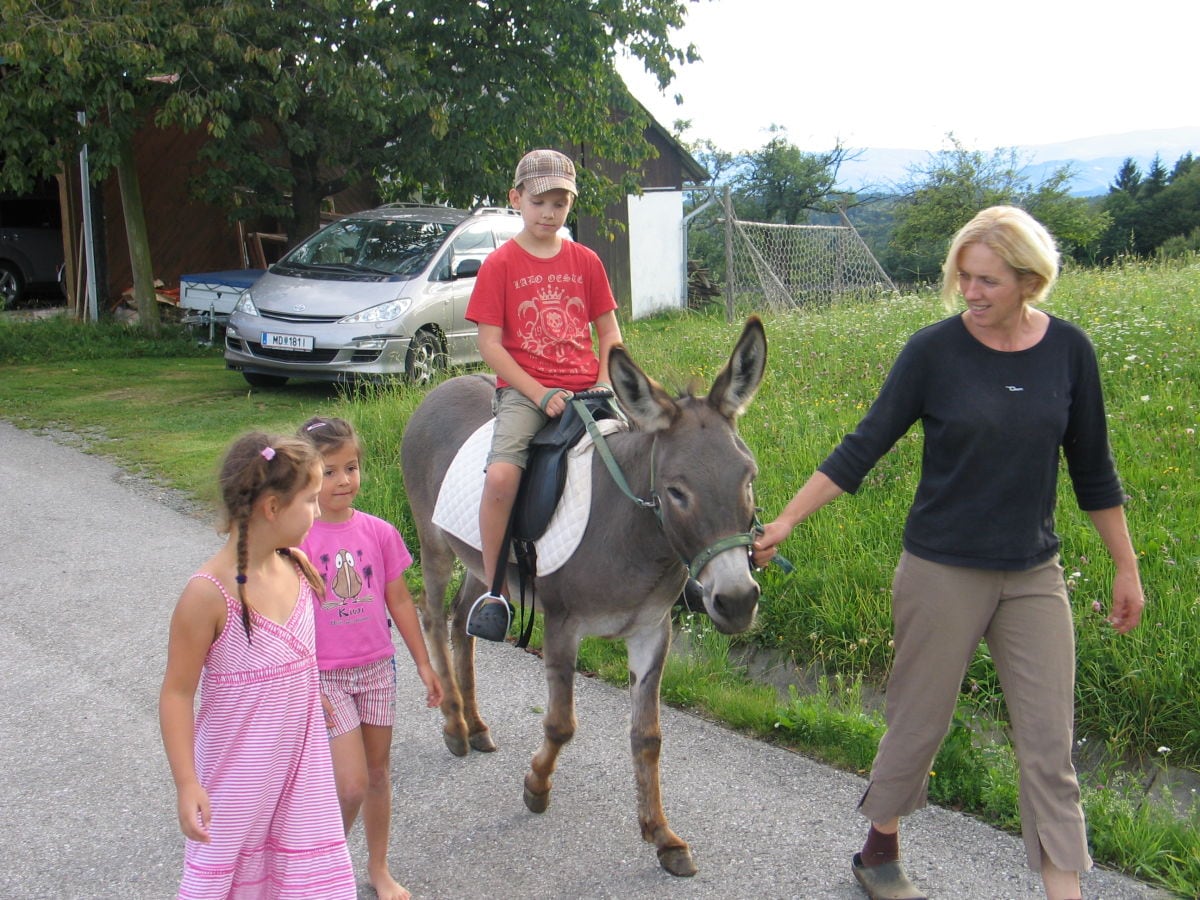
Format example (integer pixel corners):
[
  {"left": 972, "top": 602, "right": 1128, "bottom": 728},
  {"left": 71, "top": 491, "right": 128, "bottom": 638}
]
[{"left": 666, "top": 486, "right": 689, "bottom": 507}]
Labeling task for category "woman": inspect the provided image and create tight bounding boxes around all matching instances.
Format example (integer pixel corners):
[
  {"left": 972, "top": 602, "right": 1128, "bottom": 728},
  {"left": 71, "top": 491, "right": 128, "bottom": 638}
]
[{"left": 753, "top": 206, "right": 1144, "bottom": 900}]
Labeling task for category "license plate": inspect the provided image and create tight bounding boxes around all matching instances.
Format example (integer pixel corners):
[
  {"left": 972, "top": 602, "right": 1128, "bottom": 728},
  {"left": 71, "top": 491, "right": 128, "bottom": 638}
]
[{"left": 260, "top": 332, "right": 314, "bottom": 352}]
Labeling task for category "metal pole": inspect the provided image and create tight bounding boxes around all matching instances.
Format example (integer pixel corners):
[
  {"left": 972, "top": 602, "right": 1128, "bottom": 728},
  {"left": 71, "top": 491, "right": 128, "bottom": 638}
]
[
  {"left": 723, "top": 186, "right": 734, "bottom": 323},
  {"left": 77, "top": 111, "right": 99, "bottom": 322}
]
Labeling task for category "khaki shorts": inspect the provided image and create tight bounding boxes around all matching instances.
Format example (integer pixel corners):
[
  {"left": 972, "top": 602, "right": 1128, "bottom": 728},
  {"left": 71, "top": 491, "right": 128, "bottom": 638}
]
[{"left": 488, "top": 387, "right": 550, "bottom": 469}]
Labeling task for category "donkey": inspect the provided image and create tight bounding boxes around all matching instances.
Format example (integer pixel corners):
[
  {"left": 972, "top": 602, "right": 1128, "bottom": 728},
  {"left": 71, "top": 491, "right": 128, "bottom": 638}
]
[{"left": 399, "top": 316, "right": 767, "bottom": 876}]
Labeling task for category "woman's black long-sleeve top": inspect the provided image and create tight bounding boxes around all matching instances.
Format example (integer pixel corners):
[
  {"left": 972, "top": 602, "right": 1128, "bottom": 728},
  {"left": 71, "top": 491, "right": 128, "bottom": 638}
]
[{"left": 818, "top": 314, "right": 1127, "bottom": 571}]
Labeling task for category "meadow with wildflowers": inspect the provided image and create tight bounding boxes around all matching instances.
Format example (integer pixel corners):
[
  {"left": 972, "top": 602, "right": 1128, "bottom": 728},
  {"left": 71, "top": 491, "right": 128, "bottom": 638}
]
[{"left": 605, "top": 258, "right": 1200, "bottom": 771}]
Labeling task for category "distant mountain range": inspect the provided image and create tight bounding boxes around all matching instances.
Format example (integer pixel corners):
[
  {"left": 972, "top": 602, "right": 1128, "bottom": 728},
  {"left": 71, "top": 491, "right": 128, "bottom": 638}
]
[{"left": 836, "top": 127, "right": 1200, "bottom": 197}]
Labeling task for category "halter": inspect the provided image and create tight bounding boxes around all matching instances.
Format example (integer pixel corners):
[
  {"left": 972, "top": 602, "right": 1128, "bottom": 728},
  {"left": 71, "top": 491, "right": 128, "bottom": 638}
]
[{"left": 574, "top": 397, "right": 792, "bottom": 582}]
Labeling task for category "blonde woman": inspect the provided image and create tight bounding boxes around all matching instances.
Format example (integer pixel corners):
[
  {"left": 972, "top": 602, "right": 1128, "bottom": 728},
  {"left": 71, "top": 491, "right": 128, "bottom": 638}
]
[{"left": 754, "top": 206, "right": 1145, "bottom": 900}]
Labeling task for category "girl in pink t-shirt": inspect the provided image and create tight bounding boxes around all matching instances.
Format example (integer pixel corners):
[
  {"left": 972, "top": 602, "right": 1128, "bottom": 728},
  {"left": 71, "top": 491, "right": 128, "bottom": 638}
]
[{"left": 298, "top": 416, "right": 442, "bottom": 900}]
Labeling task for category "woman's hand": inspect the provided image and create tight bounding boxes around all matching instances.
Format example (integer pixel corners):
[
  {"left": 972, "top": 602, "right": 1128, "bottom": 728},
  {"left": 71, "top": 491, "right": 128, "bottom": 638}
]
[
  {"left": 752, "top": 520, "right": 791, "bottom": 568},
  {"left": 1107, "top": 569, "right": 1145, "bottom": 634}
]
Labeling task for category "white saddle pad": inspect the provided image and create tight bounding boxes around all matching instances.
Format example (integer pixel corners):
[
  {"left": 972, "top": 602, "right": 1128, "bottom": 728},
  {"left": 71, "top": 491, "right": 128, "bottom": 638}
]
[{"left": 432, "top": 417, "right": 625, "bottom": 576}]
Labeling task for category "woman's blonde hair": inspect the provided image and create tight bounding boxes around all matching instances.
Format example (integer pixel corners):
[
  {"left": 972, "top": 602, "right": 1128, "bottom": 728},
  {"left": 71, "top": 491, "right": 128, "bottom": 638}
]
[
  {"left": 217, "top": 432, "right": 323, "bottom": 640},
  {"left": 940, "top": 206, "right": 1060, "bottom": 310}
]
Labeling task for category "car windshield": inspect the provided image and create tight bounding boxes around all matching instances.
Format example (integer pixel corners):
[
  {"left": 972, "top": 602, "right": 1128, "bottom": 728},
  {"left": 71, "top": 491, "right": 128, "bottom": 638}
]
[{"left": 278, "top": 217, "right": 457, "bottom": 278}]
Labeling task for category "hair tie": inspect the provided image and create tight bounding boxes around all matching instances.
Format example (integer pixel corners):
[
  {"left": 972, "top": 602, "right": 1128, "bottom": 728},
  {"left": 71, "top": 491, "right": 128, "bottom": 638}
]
[
  {"left": 236, "top": 574, "right": 248, "bottom": 584},
  {"left": 260, "top": 446, "right": 276, "bottom": 461},
  {"left": 305, "top": 421, "right": 328, "bottom": 431}
]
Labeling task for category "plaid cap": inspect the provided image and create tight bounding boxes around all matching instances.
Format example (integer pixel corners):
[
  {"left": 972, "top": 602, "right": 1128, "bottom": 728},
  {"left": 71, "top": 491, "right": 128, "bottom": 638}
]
[{"left": 513, "top": 149, "right": 577, "bottom": 197}]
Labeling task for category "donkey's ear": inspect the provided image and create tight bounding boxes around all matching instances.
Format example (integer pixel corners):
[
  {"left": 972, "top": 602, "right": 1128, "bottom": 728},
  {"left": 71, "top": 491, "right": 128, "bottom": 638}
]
[
  {"left": 708, "top": 316, "right": 766, "bottom": 419},
  {"left": 609, "top": 344, "right": 677, "bottom": 433}
]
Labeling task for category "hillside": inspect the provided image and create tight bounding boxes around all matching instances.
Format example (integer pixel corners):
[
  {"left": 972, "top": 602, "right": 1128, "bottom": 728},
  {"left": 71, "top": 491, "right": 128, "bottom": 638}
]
[{"left": 837, "top": 126, "right": 1200, "bottom": 197}]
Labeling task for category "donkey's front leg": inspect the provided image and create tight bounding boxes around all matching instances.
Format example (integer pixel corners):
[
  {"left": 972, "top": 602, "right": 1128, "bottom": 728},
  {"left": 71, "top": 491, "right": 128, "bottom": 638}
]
[
  {"left": 450, "top": 574, "right": 497, "bottom": 753},
  {"left": 627, "top": 619, "right": 696, "bottom": 877},
  {"left": 523, "top": 627, "right": 581, "bottom": 814},
  {"left": 414, "top": 540, "right": 473, "bottom": 757}
]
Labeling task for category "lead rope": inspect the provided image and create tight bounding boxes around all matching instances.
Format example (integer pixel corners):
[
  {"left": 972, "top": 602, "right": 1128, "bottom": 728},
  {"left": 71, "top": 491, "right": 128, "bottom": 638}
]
[
  {"left": 574, "top": 398, "right": 660, "bottom": 516},
  {"left": 577, "top": 400, "right": 792, "bottom": 578}
]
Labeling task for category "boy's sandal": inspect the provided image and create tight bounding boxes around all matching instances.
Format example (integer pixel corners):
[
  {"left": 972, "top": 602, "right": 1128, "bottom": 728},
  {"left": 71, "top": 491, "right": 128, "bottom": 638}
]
[
  {"left": 851, "top": 852, "right": 927, "bottom": 900},
  {"left": 466, "top": 593, "right": 512, "bottom": 642}
]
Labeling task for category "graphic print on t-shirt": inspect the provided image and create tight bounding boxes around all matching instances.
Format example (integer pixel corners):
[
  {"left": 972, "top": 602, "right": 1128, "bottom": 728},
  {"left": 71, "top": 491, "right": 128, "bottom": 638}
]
[
  {"left": 319, "top": 548, "right": 375, "bottom": 610},
  {"left": 516, "top": 285, "right": 587, "bottom": 367}
]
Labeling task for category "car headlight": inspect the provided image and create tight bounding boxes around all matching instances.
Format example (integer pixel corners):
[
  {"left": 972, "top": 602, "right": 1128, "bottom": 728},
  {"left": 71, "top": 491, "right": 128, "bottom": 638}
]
[
  {"left": 234, "top": 291, "right": 259, "bottom": 316},
  {"left": 338, "top": 298, "right": 412, "bottom": 325}
]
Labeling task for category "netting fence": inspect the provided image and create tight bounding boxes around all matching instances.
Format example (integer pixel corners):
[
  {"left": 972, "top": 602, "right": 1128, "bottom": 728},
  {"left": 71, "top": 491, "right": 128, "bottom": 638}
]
[{"left": 687, "top": 188, "right": 897, "bottom": 320}]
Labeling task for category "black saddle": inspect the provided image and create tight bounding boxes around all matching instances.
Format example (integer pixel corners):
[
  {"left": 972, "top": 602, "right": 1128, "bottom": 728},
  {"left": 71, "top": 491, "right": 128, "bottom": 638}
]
[{"left": 511, "top": 390, "right": 621, "bottom": 542}]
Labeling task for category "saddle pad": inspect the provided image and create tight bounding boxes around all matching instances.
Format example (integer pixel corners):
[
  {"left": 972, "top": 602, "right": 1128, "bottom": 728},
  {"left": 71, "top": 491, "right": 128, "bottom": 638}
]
[{"left": 432, "top": 417, "right": 625, "bottom": 576}]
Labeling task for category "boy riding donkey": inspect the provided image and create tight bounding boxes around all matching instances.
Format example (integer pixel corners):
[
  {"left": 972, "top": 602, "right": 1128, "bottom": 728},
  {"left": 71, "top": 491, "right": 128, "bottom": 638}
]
[{"left": 464, "top": 149, "right": 623, "bottom": 641}]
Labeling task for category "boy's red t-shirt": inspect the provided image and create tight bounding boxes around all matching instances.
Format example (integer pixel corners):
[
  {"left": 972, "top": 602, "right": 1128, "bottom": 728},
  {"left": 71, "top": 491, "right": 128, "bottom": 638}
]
[{"left": 466, "top": 237, "right": 616, "bottom": 393}]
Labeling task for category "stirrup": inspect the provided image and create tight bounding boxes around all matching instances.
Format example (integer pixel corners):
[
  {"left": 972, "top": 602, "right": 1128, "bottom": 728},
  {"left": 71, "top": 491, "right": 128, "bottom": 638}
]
[{"left": 466, "top": 592, "right": 512, "bottom": 642}]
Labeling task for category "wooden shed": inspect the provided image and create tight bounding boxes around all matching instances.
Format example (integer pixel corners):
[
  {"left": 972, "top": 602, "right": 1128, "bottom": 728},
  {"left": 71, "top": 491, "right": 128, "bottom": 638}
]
[
  {"left": 572, "top": 111, "right": 708, "bottom": 313},
  {"left": 56, "top": 102, "right": 705, "bottom": 316}
]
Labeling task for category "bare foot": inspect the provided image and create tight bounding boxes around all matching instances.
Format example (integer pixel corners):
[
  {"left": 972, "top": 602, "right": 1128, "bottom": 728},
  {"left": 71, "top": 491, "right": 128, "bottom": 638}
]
[{"left": 369, "top": 866, "right": 411, "bottom": 900}]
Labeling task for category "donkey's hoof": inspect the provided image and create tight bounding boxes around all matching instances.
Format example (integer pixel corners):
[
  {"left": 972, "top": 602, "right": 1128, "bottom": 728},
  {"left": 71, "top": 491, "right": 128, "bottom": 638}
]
[
  {"left": 657, "top": 845, "right": 697, "bottom": 877},
  {"left": 443, "top": 730, "right": 470, "bottom": 758},
  {"left": 469, "top": 730, "right": 497, "bottom": 753},
  {"left": 523, "top": 780, "right": 551, "bottom": 813}
]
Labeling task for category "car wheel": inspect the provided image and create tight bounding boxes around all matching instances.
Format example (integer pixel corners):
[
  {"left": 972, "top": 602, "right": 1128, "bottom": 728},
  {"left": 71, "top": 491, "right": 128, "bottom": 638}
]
[
  {"left": 242, "top": 372, "right": 289, "bottom": 388},
  {"left": 0, "top": 262, "right": 24, "bottom": 310},
  {"left": 405, "top": 329, "right": 445, "bottom": 384}
]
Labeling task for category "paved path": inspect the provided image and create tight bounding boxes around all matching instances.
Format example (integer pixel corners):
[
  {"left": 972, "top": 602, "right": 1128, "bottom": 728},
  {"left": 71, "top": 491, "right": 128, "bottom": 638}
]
[{"left": 0, "top": 422, "right": 1174, "bottom": 899}]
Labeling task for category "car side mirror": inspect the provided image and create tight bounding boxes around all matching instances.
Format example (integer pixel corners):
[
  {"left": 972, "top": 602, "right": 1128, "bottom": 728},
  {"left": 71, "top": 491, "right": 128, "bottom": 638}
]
[{"left": 453, "top": 258, "right": 482, "bottom": 279}]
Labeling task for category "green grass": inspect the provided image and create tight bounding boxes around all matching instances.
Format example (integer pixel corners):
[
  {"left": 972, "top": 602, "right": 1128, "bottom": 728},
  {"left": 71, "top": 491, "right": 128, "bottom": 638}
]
[{"left": 4, "top": 259, "right": 1200, "bottom": 894}]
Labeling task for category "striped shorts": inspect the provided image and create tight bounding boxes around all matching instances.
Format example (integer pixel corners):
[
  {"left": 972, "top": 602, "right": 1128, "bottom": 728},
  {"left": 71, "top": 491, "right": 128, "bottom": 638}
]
[{"left": 320, "top": 656, "right": 397, "bottom": 737}]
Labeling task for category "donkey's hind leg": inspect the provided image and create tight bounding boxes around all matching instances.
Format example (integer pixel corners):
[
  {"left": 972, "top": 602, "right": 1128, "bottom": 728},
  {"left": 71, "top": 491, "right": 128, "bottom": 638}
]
[
  {"left": 627, "top": 620, "right": 696, "bottom": 877},
  {"left": 523, "top": 624, "right": 581, "bottom": 813},
  {"left": 451, "top": 573, "right": 498, "bottom": 753}
]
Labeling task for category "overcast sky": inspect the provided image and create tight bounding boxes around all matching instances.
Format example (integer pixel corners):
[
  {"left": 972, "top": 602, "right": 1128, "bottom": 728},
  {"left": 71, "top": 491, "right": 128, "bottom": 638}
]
[{"left": 616, "top": 0, "right": 1198, "bottom": 154}]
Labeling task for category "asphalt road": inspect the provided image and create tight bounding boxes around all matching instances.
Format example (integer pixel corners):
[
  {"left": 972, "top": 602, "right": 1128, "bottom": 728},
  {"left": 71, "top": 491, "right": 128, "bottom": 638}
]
[{"left": 0, "top": 421, "right": 1175, "bottom": 899}]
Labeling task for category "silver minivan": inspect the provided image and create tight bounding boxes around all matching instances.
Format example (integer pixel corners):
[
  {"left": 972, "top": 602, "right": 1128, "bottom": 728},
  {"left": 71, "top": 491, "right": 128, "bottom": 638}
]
[{"left": 224, "top": 204, "right": 527, "bottom": 387}]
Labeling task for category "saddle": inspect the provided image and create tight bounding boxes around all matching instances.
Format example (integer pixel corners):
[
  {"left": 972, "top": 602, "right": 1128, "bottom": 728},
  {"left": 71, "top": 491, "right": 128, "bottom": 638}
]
[
  {"left": 502, "top": 390, "right": 623, "bottom": 647},
  {"left": 512, "top": 390, "right": 622, "bottom": 541}
]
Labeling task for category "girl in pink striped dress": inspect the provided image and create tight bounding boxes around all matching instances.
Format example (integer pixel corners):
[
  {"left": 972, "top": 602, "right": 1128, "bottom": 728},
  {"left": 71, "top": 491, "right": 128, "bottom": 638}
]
[{"left": 160, "top": 432, "right": 357, "bottom": 899}]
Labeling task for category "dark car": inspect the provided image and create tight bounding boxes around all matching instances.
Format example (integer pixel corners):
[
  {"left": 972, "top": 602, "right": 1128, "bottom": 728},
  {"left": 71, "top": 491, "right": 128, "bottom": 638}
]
[{"left": 0, "top": 191, "right": 65, "bottom": 309}]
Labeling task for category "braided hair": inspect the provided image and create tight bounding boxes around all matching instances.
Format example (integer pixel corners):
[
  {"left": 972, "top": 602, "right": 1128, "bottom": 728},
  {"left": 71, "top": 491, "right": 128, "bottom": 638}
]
[{"left": 216, "top": 432, "right": 324, "bottom": 641}]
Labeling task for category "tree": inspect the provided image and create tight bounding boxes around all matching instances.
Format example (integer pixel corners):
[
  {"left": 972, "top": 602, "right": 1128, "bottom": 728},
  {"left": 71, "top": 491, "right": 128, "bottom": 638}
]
[
  {"left": 163, "top": 0, "right": 697, "bottom": 242},
  {"left": 686, "top": 136, "right": 736, "bottom": 189},
  {"left": 730, "top": 128, "right": 853, "bottom": 225},
  {"left": 1142, "top": 154, "right": 1169, "bottom": 197},
  {"left": 1110, "top": 157, "right": 1143, "bottom": 196},
  {"left": 1100, "top": 151, "right": 1200, "bottom": 260},
  {"left": 1170, "top": 152, "right": 1195, "bottom": 181},
  {"left": 886, "top": 135, "right": 1107, "bottom": 281},
  {"left": 675, "top": 130, "right": 857, "bottom": 285},
  {"left": 0, "top": 0, "right": 184, "bottom": 327},
  {"left": 1, "top": 0, "right": 697, "bottom": 298}
]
